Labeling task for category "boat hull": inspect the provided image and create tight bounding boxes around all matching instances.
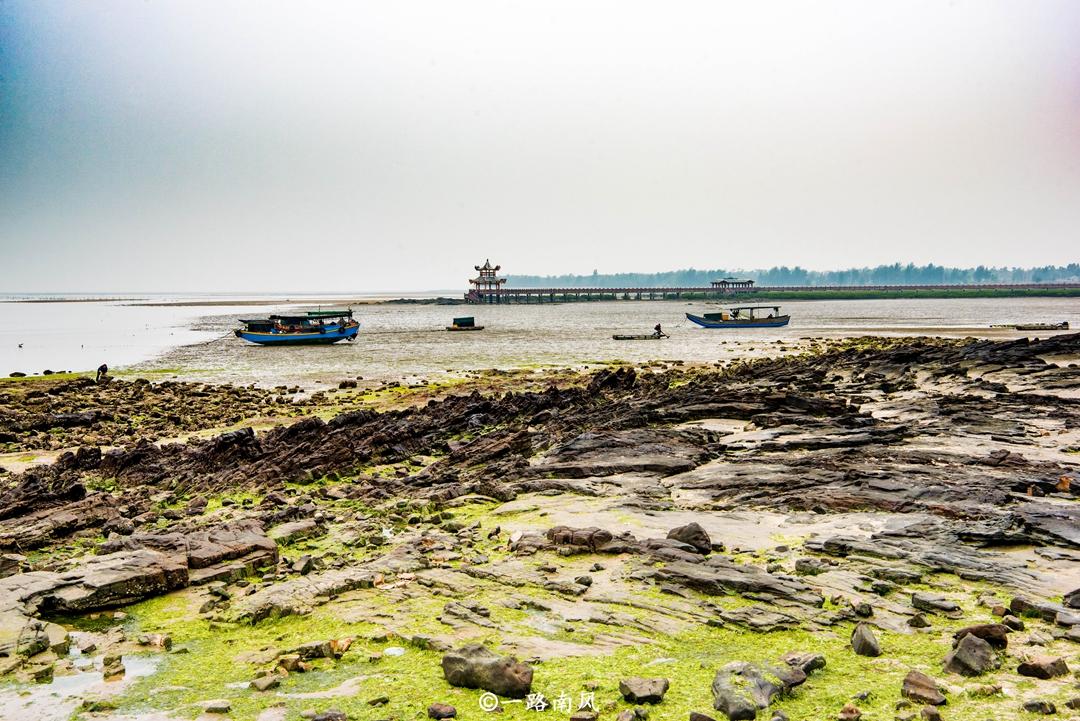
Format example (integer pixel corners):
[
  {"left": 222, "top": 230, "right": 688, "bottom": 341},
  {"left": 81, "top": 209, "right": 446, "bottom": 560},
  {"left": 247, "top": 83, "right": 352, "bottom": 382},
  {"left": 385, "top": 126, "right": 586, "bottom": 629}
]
[
  {"left": 686, "top": 313, "right": 790, "bottom": 328},
  {"left": 235, "top": 324, "right": 359, "bottom": 345},
  {"left": 613, "top": 334, "right": 666, "bottom": 340}
]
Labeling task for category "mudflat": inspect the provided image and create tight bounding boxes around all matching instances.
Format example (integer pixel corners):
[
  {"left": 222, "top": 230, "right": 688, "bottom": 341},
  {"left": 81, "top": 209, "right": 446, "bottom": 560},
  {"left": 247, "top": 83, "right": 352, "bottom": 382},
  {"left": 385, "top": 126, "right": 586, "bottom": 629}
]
[{"left": 0, "top": 333, "right": 1078, "bottom": 721}]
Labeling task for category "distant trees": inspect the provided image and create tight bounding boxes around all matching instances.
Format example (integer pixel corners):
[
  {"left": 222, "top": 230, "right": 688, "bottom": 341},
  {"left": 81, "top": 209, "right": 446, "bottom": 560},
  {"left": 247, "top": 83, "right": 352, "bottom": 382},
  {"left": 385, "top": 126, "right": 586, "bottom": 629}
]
[{"left": 505, "top": 264, "right": 1080, "bottom": 288}]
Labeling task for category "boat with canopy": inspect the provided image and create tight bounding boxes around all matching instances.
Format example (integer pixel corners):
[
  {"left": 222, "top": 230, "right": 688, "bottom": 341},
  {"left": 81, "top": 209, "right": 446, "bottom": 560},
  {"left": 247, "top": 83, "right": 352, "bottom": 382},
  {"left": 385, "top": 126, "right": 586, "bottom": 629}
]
[
  {"left": 686, "top": 305, "right": 790, "bottom": 328},
  {"left": 235, "top": 309, "right": 359, "bottom": 345}
]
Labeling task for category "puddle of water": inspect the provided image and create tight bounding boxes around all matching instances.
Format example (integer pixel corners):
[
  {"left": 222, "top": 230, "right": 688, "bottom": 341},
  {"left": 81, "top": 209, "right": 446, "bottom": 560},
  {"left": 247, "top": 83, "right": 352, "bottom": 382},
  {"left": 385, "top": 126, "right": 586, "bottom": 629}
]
[{"left": 0, "top": 647, "right": 160, "bottom": 721}]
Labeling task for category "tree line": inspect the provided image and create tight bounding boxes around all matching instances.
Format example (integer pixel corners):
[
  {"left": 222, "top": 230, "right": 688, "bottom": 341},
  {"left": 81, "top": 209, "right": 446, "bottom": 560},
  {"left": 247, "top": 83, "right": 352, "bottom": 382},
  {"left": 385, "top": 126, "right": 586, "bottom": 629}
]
[{"left": 505, "top": 263, "right": 1080, "bottom": 288}]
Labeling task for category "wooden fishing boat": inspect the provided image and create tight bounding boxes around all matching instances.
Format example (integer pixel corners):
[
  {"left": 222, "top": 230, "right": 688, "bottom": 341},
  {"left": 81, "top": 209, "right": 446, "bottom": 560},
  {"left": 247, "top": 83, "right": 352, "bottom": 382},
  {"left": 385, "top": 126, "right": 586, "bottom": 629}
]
[
  {"left": 613, "top": 334, "right": 667, "bottom": 340},
  {"left": 235, "top": 309, "right": 359, "bottom": 345},
  {"left": 990, "top": 321, "right": 1069, "bottom": 331},
  {"left": 686, "top": 305, "right": 790, "bottom": 328},
  {"left": 447, "top": 316, "right": 485, "bottom": 331}
]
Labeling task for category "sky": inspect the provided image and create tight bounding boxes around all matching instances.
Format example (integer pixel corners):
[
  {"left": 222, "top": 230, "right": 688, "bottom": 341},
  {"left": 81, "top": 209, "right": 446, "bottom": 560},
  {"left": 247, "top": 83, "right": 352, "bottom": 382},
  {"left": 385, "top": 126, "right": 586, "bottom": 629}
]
[{"left": 1, "top": 1, "right": 1079, "bottom": 293}]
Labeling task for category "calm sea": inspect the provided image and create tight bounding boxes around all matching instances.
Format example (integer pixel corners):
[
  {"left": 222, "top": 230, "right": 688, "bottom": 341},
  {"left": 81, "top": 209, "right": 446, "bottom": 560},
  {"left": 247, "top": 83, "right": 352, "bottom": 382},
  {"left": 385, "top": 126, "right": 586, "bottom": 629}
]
[{"left": 1, "top": 294, "right": 1077, "bottom": 386}]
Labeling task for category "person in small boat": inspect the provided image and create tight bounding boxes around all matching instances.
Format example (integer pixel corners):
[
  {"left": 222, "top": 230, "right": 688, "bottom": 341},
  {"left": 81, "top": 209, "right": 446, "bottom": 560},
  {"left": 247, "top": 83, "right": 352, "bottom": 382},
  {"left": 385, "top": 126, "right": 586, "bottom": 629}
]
[{"left": 652, "top": 323, "right": 667, "bottom": 338}]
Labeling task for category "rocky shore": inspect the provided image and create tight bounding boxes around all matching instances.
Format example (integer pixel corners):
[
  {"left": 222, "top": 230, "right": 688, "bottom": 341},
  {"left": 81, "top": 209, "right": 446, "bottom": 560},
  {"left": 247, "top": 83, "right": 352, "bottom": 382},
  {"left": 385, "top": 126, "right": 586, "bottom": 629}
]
[{"left": 0, "top": 334, "right": 1078, "bottom": 721}]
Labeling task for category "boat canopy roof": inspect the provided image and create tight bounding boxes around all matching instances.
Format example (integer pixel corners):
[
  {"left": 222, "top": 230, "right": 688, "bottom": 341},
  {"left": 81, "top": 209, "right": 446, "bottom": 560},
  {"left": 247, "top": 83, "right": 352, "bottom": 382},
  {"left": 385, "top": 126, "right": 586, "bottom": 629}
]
[
  {"left": 239, "top": 308, "right": 353, "bottom": 324},
  {"left": 300, "top": 309, "right": 353, "bottom": 318},
  {"left": 730, "top": 305, "right": 781, "bottom": 311}
]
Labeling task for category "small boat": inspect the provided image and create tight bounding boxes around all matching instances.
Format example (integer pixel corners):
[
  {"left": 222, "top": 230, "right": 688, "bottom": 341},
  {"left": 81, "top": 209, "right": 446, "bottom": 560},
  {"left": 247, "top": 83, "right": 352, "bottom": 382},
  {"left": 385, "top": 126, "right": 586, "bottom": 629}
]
[
  {"left": 613, "top": 334, "right": 667, "bottom": 340},
  {"left": 235, "top": 309, "right": 359, "bottom": 345},
  {"left": 686, "top": 305, "right": 790, "bottom": 328},
  {"left": 990, "top": 321, "right": 1069, "bottom": 331},
  {"left": 447, "top": 316, "right": 485, "bottom": 331}
]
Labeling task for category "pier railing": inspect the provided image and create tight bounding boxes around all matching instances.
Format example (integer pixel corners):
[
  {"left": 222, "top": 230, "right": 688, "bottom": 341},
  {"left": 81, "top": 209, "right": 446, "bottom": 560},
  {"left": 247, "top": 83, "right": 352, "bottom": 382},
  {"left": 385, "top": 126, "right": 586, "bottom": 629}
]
[{"left": 464, "top": 283, "right": 1080, "bottom": 304}]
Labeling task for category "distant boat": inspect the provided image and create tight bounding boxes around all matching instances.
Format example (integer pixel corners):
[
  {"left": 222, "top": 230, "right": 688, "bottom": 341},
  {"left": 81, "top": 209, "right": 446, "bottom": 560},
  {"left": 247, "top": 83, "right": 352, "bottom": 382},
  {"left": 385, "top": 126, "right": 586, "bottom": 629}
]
[
  {"left": 990, "top": 321, "right": 1069, "bottom": 331},
  {"left": 447, "top": 316, "right": 485, "bottom": 331},
  {"left": 613, "top": 334, "right": 667, "bottom": 340},
  {"left": 235, "top": 309, "right": 359, "bottom": 345},
  {"left": 686, "top": 305, "right": 790, "bottom": 328}
]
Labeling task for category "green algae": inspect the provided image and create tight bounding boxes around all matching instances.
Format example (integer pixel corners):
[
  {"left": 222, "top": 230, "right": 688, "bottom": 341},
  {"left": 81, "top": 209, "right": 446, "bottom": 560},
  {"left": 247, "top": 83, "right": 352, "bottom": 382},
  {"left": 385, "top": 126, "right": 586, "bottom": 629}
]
[{"left": 103, "top": 591, "right": 1064, "bottom": 721}]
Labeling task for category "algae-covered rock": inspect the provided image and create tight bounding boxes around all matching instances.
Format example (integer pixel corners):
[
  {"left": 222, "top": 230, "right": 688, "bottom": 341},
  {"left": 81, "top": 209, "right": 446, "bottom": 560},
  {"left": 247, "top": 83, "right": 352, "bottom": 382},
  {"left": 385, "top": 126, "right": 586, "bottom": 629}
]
[
  {"left": 0, "top": 614, "right": 48, "bottom": 659},
  {"left": 441, "top": 644, "right": 533, "bottom": 698},
  {"left": 837, "top": 703, "right": 861, "bottom": 721},
  {"left": 311, "top": 711, "right": 346, "bottom": 721},
  {"left": 711, "top": 661, "right": 804, "bottom": 720},
  {"left": 250, "top": 675, "right": 280, "bottom": 691},
  {"left": 1022, "top": 700, "right": 1056, "bottom": 715}
]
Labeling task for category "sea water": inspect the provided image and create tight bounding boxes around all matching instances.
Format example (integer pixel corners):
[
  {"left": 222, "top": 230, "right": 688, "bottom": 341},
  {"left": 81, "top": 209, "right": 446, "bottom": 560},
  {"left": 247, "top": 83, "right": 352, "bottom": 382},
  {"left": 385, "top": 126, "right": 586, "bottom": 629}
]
[{"left": 2, "top": 295, "right": 1078, "bottom": 387}]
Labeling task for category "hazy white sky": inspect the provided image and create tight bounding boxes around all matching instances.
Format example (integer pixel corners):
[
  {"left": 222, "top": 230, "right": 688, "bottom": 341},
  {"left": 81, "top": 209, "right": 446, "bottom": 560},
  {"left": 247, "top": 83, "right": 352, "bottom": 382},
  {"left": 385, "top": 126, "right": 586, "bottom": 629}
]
[{"left": 2, "top": 1, "right": 1079, "bottom": 292}]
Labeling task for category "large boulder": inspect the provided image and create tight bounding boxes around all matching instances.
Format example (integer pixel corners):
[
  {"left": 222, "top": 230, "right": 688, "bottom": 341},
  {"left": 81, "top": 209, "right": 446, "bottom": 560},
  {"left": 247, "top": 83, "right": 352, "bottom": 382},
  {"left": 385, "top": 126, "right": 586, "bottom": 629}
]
[
  {"left": 619, "top": 677, "right": 669, "bottom": 704},
  {"left": 943, "top": 634, "right": 997, "bottom": 676},
  {"left": 952, "top": 624, "right": 1008, "bottom": 650},
  {"left": 1017, "top": 656, "right": 1069, "bottom": 680},
  {"left": 545, "top": 526, "right": 616, "bottom": 552},
  {"left": 667, "top": 523, "right": 712, "bottom": 554},
  {"left": 1064, "top": 588, "right": 1080, "bottom": 609},
  {"left": 850, "top": 623, "right": 880, "bottom": 657},
  {"left": 0, "top": 612, "right": 49, "bottom": 658},
  {"left": 711, "top": 662, "right": 804, "bottom": 720},
  {"left": 441, "top": 644, "right": 533, "bottom": 698},
  {"left": 1010, "top": 596, "right": 1065, "bottom": 622}
]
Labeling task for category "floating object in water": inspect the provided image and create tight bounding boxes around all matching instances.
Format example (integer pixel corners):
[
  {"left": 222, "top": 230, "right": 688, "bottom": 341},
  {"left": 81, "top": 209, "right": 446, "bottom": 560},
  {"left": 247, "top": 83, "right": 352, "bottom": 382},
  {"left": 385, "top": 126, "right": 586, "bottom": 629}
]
[
  {"left": 989, "top": 321, "right": 1069, "bottom": 331},
  {"left": 235, "top": 309, "right": 359, "bottom": 345},
  {"left": 686, "top": 305, "right": 790, "bottom": 328},
  {"left": 446, "top": 316, "right": 484, "bottom": 331}
]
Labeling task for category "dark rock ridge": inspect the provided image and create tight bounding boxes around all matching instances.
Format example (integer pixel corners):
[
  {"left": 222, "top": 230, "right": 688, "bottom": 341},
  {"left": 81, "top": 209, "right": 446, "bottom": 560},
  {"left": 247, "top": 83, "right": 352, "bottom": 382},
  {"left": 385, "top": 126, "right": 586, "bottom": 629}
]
[{"left": 2, "top": 334, "right": 1078, "bottom": 557}]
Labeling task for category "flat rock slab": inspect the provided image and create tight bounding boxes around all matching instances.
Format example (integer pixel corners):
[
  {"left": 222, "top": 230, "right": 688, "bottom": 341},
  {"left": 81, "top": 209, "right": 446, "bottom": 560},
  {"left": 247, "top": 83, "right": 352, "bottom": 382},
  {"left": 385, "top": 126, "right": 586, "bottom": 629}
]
[
  {"left": 268, "top": 519, "right": 324, "bottom": 545},
  {"left": 532, "top": 429, "right": 708, "bottom": 478},
  {"left": 653, "top": 557, "right": 824, "bottom": 607},
  {"left": 230, "top": 567, "right": 387, "bottom": 622},
  {"left": 98, "top": 520, "right": 277, "bottom": 570},
  {"left": 0, "top": 549, "right": 187, "bottom": 657}
]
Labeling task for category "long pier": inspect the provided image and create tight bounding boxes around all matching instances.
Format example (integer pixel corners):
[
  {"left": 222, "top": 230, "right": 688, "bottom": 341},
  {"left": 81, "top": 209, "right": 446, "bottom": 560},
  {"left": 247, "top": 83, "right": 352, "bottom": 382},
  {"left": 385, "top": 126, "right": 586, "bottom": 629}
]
[{"left": 464, "top": 282, "right": 1080, "bottom": 304}]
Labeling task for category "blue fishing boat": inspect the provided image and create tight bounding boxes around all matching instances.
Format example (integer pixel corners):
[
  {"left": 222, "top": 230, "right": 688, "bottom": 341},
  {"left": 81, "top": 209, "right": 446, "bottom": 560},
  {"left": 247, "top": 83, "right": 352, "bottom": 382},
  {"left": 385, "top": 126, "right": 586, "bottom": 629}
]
[
  {"left": 686, "top": 305, "right": 790, "bottom": 328},
  {"left": 235, "top": 309, "right": 359, "bottom": 345}
]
